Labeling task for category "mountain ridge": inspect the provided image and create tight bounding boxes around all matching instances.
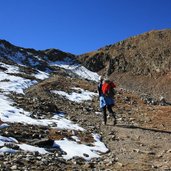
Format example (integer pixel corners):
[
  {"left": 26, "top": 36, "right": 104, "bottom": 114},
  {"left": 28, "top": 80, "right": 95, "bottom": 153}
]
[
  {"left": 78, "top": 29, "right": 171, "bottom": 101},
  {"left": 0, "top": 30, "right": 171, "bottom": 170},
  {"left": 1, "top": 29, "right": 171, "bottom": 101}
]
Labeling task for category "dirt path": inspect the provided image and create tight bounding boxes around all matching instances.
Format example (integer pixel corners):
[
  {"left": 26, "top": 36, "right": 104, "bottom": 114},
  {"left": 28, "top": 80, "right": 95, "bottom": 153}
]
[
  {"left": 99, "top": 122, "right": 171, "bottom": 170},
  {"left": 70, "top": 91, "right": 171, "bottom": 171}
]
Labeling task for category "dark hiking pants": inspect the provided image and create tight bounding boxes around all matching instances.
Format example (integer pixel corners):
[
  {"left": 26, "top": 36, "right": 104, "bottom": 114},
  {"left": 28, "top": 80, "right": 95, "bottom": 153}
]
[{"left": 102, "top": 105, "right": 116, "bottom": 124}]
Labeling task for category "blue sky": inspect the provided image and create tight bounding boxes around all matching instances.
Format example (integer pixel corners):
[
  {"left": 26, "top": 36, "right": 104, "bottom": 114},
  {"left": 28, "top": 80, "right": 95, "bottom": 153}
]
[{"left": 1, "top": 0, "right": 171, "bottom": 54}]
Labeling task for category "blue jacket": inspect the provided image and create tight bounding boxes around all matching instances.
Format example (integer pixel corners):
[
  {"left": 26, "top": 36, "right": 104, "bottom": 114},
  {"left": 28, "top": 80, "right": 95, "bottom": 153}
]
[{"left": 100, "top": 95, "right": 115, "bottom": 109}]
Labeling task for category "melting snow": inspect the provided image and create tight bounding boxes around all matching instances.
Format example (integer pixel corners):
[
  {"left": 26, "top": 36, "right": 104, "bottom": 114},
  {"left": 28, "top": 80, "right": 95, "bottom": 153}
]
[
  {"left": 0, "top": 73, "right": 37, "bottom": 94},
  {"left": 51, "top": 87, "right": 97, "bottom": 103},
  {"left": 0, "top": 94, "right": 83, "bottom": 130},
  {"left": 0, "top": 147, "right": 17, "bottom": 154},
  {"left": 0, "top": 56, "right": 107, "bottom": 160},
  {"left": 34, "top": 70, "right": 49, "bottom": 80},
  {"left": 53, "top": 134, "right": 108, "bottom": 160},
  {"left": 18, "top": 144, "right": 49, "bottom": 154},
  {"left": 49, "top": 57, "right": 99, "bottom": 82}
]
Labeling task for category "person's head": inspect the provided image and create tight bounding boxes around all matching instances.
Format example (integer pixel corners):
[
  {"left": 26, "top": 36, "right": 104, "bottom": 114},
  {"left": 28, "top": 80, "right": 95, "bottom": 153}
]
[
  {"left": 104, "top": 77, "right": 110, "bottom": 83},
  {"left": 99, "top": 76, "right": 103, "bottom": 82}
]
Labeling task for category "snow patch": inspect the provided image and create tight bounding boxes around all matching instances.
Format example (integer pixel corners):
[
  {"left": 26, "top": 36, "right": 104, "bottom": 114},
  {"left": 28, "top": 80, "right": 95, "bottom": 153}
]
[
  {"left": 49, "top": 58, "right": 99, "bottom": 81},
  {"left": 53, "top": 133, "right": 108, "bottom": 160},
  {"left": 51, "top": 87, "right": 97, "bottom": 103}
]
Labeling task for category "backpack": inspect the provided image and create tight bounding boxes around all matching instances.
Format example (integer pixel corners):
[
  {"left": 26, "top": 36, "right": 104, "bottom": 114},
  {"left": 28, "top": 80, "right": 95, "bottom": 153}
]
[
  {"left": 106, "top": 86, "right": 117, "bottom": 98},
  {"left": 102, "top": 82, "right": 117, "bottom": 98}
]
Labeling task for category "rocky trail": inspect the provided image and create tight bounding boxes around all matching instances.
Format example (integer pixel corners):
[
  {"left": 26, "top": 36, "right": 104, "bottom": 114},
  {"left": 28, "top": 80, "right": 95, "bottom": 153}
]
[
  {"left": 69, "top": 91, "right": 171, "bottom": 171},
  {"left": 0, "top": 74, "right": 171, "bottom": 171}
]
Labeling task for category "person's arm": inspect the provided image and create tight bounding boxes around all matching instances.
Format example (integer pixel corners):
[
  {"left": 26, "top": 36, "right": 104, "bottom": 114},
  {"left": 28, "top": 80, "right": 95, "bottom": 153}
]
[{"left": 98, "top": 84, "right": 101, "bottom": 97}]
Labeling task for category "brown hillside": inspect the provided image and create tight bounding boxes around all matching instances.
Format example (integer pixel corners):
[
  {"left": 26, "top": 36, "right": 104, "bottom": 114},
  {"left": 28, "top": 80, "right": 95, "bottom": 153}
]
[{"left": 78, "top": 29, "right": 171, "bottom": 101}]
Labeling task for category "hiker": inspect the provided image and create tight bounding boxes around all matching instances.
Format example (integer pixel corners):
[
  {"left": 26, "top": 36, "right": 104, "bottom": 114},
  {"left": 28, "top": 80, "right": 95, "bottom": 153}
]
[
  {"left": 100, "top": 77, "right": 117, "bottom": 125},
  {"left": 98, "top": 76, "right": 103, "bottom": 98},
  {"left": 98, "top": 76, "right": 107, "bottom": 124}
]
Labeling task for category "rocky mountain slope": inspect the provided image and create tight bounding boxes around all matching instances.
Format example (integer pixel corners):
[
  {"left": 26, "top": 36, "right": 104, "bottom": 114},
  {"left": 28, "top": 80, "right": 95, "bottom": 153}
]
[
  {"left": 6, "top": 74, "right": 171, "bottom": 171},
  {"left": 0, "top": 32, "right": 171, "bottom": 171},
  {"left": 78, "top": 29, "right": 171, "bottom": 101}
]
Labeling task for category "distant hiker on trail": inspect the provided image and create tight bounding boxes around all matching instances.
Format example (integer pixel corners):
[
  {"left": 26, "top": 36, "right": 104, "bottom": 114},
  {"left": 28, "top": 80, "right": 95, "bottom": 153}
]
[
  {"left": 98, "top": 76, "right": 103, "bottom": 98},
  {"left": 98, "top": 77, "right": 117, "bottom": 125}
]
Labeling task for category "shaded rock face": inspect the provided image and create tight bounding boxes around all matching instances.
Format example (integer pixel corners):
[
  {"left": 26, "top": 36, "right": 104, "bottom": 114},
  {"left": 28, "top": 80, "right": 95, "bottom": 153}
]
[
  {"left": 42, "top": 48, "right": 75, "bottom": 61},
  {"left": 107, "top": 30, "right": 171, "bottom": 76},
  {"left": 78, "top": 52, "right": 110, "bottom": 72},
  {"left": 79, "top": 30, "right": 171, "bottom": 76},
  {"left": 78, "top": 29, "right": 171, "bottom": 101},
  {"left": 0, "top": 39, "right": 76, "bottom": 72}
]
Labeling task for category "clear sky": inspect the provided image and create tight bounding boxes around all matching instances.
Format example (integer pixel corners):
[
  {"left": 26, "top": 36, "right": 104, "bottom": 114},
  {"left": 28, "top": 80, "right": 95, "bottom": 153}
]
[{"left": 1, "top": 0, "right": 171, "bottom": 54}]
